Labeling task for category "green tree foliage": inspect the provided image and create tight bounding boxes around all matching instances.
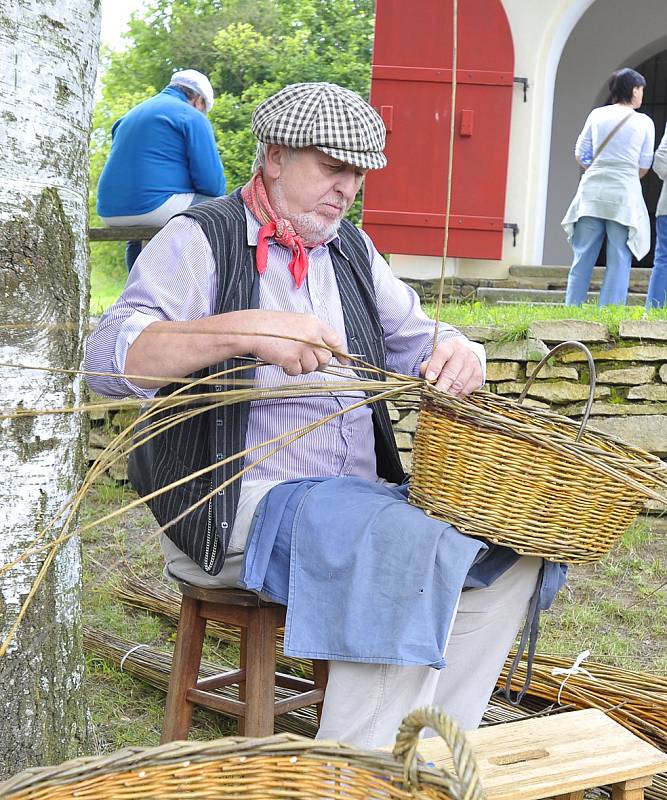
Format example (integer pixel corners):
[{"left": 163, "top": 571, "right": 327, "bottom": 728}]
[{"left": 90, "top": 0, "right": 375, "bottom": 296}]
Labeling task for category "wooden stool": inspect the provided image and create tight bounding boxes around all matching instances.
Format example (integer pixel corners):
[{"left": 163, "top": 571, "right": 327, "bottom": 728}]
[
  {"left": 415, "top": 708, "right": 667, "bottom": 800},
  {"left": 161, "top": 584, "right": 328, "bottom": 743}
]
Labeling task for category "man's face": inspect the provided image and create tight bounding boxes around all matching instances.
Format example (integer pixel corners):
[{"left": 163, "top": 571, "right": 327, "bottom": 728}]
[
  {"left": 192, "top": 95, "right": 207, "bottom": 114},
  {"left": 264, "top": 146, "right": 367, "bottom": 245}
]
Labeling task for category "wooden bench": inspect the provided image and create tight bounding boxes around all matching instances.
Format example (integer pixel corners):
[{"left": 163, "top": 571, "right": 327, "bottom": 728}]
[
  {"left": 415, "top": 708, "right": 667, "bottom": 800},
  {"left": 88, "top": 226, "right": 161, "bottom": 243}
]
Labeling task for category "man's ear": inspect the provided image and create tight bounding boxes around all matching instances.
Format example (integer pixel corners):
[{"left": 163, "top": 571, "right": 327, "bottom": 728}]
[{"left": 264, "top": 144, "right": 284, "bottom": 180}]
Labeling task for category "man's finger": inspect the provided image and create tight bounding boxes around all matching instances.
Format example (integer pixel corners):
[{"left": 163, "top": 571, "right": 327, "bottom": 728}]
[{"left": 436, "top": 353, "right": 475, "bottom": 394}]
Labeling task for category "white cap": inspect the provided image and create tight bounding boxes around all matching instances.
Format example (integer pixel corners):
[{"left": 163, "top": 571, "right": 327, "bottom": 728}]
[{"left": 169, "top": 69, "right": 214, "bottom": 113}]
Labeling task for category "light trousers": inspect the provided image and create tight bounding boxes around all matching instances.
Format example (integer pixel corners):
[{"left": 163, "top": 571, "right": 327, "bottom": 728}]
[
  {"left": 565, "top": 216, "right": 633, "bottom": 306},
  {"left": 646, "top": 215, "right": 667, "bottom": 308},
  {"left": 101, "top": 191, "right": 217, "bottom": 271},
  {"left": 315, "top": 554, "right": 542, "bottom": 748},
  {"left": 163, "top": 483, "right": 543, "bottom": 749}
]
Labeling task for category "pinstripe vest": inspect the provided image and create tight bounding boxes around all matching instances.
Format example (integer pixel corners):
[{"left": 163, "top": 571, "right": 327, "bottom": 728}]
[{"left": 139, "top": 190, "right": 404, "bottom": 574}]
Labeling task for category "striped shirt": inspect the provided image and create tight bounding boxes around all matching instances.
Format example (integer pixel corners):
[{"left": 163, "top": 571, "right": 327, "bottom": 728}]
[{"left": 85, "top": 207, "right": 485, "bottom": 482}]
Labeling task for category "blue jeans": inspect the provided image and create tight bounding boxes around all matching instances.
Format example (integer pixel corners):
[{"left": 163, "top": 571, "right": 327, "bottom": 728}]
[
  {"left": 646, "top": 215, "right": 667, "bottom": 308},
  {"left": 565, "top": 216, "right": 633, "bottom": 306},
  {"left": 125, "top": 192, "right": 217, "bottom": 271}
]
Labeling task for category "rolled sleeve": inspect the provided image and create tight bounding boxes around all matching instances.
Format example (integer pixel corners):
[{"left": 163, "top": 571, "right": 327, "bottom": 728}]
[
  {"left": 113, "top": 312, "right": 162, "bottom": 397},
  {"left": 84, "top": 216, "right": 217, "bottom": 397}
]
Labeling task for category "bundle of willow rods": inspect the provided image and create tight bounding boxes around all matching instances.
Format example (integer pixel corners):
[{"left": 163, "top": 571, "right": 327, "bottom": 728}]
[
  {"left": 83, "top": 627, "right": 538, "bottom": 733},
  {"left": 110, "top": 577, "right": 667, "bottom": 797},
  {"left": 498, "top": 651, "right": 667, "bottom": 751},
  {"left": 115, "top": 576, "right": 667, "bottom": 747},
  {"left": 83, "top": 627, "right": 318, "bottom": 737}
]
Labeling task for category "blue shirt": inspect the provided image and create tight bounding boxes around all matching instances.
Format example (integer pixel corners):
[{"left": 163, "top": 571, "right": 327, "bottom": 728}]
[{"left": 97, "top": 86, "right": 226, "bottom": 217}]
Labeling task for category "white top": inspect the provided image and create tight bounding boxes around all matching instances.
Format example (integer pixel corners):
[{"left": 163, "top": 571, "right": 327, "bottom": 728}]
[
  {"left": 575, "top": 104, "right": 654, "bottom": 169},
  {"left": 653, "top": 123, "right": 667, "bottom": 217},
  {"left": 561, "top": 160, "right": 651, "bottom": 259}
]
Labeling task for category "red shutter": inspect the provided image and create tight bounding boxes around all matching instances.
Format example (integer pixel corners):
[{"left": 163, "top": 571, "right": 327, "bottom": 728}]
[{"left": 362, "top": 0, "right": 514, "bottom": 260}]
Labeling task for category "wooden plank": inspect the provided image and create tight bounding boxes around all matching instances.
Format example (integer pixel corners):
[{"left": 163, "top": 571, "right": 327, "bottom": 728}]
[
  {"left": 416, "top": 710, "right": 667, "bottom": 800},
  {"left": 88, "top": 226, "right": 160, "bottom": 241}
]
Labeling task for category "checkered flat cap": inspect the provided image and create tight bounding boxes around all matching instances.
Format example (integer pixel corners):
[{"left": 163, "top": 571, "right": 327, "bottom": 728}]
[{"left": 252, "top": 82, "right": 387, "bottom": 170}]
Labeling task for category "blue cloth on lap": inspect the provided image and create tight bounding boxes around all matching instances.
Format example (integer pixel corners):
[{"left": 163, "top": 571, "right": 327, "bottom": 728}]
[{"left": 241, "top": 477, "right": 496, "bottom": 667}]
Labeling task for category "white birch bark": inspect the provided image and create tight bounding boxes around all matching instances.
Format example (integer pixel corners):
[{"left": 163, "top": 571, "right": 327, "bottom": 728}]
[{"left": 0, "top": 0, "right": 100, "bottom": 777}]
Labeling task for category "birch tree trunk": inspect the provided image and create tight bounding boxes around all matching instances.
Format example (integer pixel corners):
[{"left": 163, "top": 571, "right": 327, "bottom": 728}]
[{"left": 0, "top": 0, "right": 100, "bottom": 778}]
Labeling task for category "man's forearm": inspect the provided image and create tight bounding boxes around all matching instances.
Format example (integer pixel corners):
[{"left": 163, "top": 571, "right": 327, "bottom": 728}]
[
  {"left": 125, "top": 312, "right": 256, "bottom": 388},
  {"left": 124, "top": 308, "right": 344, "bottom": 388}
]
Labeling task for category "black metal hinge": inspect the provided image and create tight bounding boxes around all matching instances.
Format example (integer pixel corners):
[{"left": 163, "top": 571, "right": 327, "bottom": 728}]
[
  {"left": 504, "top": 222, "right": 519, "bottom": 246},
  {"left": 513, "top": 77, "right": 529, "bottom": 102}
]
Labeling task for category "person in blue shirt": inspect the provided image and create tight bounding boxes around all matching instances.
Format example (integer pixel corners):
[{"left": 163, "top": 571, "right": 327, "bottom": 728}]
[{"left": 97, "top": 69, "right": 226, "bottom": 270}]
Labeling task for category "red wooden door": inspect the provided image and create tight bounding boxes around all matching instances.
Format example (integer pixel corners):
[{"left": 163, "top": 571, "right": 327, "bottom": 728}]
[{"left": 362, "top": 0, "right": 514, "bottom": 260}]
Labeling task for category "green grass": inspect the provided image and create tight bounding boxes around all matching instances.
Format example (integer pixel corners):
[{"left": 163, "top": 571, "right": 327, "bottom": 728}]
[
  {"left": 426, "top": 300, "right": 667, "bottom": 339},
  {"left": 90, "top": 242, "right": 126, "bottom": 315},
  {"left": 538, "top": 518, "right": 667, "bottom": 673},
  {"left": 90, "top": 251, "right": 667, "bottom": 328}
]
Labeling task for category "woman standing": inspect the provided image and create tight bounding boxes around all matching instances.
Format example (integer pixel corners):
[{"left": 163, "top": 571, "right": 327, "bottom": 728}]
[
  {"left": 562, "top": 68, "right": 654, "bottom": 306},
  {"left": 645, "top": 125, "right": 667, "bottom": 307}
]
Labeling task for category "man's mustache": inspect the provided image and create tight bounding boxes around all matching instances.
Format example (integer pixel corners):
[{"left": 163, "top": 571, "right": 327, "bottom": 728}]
[{"left": 321, "top": 197, "right": 346, "bottom": 211}]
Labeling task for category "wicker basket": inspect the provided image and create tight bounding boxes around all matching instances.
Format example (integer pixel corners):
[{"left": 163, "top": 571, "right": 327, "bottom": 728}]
[
  {"left": 410, "top": 341, "right": 667, "bottom": 564},
  {"left": 0, "top": 708, "right": 484, "bottom": 800}
]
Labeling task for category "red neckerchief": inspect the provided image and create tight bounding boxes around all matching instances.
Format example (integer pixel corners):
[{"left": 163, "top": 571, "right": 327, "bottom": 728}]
[{"left": 241, "top": 170, "right": 310, "bottom": 288}]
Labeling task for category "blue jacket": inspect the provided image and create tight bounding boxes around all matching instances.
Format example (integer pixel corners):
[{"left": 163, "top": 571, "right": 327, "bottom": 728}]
[{"left": 97, "top": 86, "right": 226, "bottom": 217}]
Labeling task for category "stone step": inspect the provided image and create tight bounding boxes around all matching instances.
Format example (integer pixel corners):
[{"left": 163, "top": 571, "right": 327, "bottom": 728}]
[
  {"left": 509, "top": 264, "right": 653, "bottom": 281},
  {"left": 503, "top": 277, "right": 650, "bottom": 291},
  {"left": 476, "top": 287, "right": 648, "bottom": 305}
]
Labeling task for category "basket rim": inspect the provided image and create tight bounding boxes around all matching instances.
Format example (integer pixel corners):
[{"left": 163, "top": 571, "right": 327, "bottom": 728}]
[{"left": 0, "top": 732, "right": 455, "bottom": 798}]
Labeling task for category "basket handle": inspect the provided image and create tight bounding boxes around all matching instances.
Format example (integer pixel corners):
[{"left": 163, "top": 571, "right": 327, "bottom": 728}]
[
  {"left": 517, "top": 340, "right": 595, "bottom": 442},
  {"left": 393, "top": 706, "right": 485, "bottom": 799}
]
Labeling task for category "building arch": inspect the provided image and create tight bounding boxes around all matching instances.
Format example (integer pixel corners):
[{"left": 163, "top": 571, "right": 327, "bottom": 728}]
[{"left": 542, "top": 0, "right": 667, "bottom": 265}]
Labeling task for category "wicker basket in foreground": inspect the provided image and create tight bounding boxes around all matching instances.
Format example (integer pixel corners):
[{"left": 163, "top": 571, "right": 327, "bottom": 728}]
[
  {"left": 0, "top": 708, "right": 484, "bottom": 800},
  {"left": 410, "top": 341, "right": 667, "bottom": 564}
]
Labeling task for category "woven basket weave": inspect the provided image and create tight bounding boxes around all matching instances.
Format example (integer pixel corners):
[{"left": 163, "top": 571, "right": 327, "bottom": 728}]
[
  {"left": 0, "top": 708, "right": 484, "bottom": 800},
  {"left": 410, "top": 341, "right": 667, "bottom": 564}
]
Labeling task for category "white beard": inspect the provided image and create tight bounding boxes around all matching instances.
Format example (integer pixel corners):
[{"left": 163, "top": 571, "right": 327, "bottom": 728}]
[{"left": 272, "top": 179, "right": 345, "bottom": 245}]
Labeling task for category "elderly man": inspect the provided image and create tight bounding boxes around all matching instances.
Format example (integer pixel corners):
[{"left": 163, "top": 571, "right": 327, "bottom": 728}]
[
  {"left": 86, "top": 82, "right": 544, "bottom": 748},
  {"left": 97, "top": 69, "right": 226, "bottom": 270}
]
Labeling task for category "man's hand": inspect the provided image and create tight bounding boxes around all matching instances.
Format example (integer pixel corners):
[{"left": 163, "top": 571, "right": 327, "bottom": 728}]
[
  {"left": 419, "top": 338, "right": 483, "bottom": 396},
  {"left": 247, "top": 310, "right": 343, "bottom": 376}
]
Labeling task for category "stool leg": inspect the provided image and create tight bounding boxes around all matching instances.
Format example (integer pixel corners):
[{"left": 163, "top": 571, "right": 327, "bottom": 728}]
[
  {"left": 238, "top": 607, "right": 279, "bottom": 737},
  {"left": 161, "top": 595, "right": 206, "bottom": 743},
  {"left": 237, "top": 625, "right": 248, "bottom": 735},
  {"left": 611, "top": 777, "right": 652, "bottom": 799},
  {"left": 312, "top": 660, "right": 329, "bottom": 725}
]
